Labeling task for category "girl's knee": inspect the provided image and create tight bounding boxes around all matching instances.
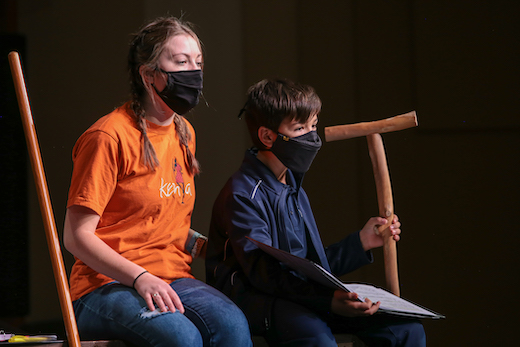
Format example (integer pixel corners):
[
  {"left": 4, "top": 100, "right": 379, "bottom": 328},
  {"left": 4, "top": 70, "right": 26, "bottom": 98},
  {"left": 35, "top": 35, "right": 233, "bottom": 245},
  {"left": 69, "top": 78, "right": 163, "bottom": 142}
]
[
  {"left": 134, "top": 311, "right": 203, "bottom": 347},
  {"left": 215, "top": 306, "right": 252, "bottom": 344}
]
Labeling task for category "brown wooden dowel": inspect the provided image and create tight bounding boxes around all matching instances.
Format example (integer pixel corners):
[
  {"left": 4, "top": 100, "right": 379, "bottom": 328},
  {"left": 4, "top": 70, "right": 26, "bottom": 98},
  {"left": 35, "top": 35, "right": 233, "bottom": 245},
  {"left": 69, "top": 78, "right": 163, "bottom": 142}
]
[
  {"left": 367, "top": 133, "right": 400, "bottom": 297},
  {"left": 325, "top": 111, "right": 417, "bottom": 142},
  {"left": 8, "top": 51, "right": 82, "bottom": 347}
]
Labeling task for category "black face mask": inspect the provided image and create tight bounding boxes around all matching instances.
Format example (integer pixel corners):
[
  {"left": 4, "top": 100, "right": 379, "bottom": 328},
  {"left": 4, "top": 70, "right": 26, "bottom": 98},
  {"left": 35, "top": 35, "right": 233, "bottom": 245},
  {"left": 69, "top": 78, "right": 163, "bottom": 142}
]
[
  {"left": 270, "top": 131, "right": 322, "bottom": 173},
  {"left": 154, "top": 69, "right": 203, "bottom": 115}
]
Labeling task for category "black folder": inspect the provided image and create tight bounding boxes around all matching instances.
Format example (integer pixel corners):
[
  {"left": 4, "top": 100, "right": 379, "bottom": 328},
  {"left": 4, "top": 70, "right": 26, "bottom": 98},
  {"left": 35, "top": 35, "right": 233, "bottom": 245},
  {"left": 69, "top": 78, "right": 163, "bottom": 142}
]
[{"left": 247, "top": 236, "right": 445, "bottom": 319}]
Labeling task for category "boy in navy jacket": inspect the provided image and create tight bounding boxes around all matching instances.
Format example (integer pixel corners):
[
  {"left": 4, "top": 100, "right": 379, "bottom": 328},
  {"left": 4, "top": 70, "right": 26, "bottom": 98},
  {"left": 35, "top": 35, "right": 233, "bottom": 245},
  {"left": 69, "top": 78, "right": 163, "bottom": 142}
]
[{"left": 206, "top": 78, "right": 425, "bottom": 346}]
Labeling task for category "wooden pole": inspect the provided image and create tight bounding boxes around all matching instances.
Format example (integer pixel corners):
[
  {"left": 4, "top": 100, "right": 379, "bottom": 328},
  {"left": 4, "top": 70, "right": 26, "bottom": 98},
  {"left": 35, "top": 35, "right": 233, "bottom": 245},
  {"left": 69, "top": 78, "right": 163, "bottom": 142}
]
[
  {"left": 325, "top": 111, "right": 417, "bottom": 142},
  {"left": 325, "top": 112, "right": 417, "bottom": 296},
  {"left": 367, "top": 133, "right": 400, "bottom": 296},
  {"left": 8, "top": 51, "right": 82, "bottom": 347}
]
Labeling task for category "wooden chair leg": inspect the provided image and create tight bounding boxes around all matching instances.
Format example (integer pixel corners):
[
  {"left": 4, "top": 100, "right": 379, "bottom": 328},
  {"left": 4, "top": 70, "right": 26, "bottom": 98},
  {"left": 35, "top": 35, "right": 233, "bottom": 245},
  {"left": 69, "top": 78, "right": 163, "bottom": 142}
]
[{"left": 8, "top": 51, "right": 132, "bottom": 347}]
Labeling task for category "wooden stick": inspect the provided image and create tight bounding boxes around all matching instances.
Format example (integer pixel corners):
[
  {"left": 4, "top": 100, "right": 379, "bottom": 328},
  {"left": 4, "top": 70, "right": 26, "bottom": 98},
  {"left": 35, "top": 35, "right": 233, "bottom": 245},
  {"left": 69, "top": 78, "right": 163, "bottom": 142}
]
[
  {"left": 367, "top": 133, "right": 400, "bottom": 296},
  {"left": 8, "top": 51, "right": 82, "bottom": 347},
  {"left": 325, "top": 111, "right": 417, "bottom": 142},
  {"left": 324, "top": 113, "right": 416, "bottom": 296}
]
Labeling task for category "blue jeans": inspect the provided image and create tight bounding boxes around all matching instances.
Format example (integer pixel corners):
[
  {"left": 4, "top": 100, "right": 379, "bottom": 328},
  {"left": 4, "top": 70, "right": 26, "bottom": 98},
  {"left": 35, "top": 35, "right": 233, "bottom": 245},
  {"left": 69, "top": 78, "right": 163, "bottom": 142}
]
[
  {"left": 73, "top": 278, "right": 252, "bottom": 347},
  {"left": 263, "top": 298, "right": 426, "bottom": 347}
]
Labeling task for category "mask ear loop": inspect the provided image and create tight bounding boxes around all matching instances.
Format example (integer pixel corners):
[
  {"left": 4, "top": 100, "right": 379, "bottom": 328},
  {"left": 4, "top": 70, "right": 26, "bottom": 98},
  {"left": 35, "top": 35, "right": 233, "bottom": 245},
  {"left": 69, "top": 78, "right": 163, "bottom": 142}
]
[
  {"left": 199, "top": 91, "right": 210, "bottom": 109},
  {"left": 150, "top": 67, "right": 168, "bottom": 96},
  {"left": 237, "top": 101, "right": 248, "bottom": 119}
]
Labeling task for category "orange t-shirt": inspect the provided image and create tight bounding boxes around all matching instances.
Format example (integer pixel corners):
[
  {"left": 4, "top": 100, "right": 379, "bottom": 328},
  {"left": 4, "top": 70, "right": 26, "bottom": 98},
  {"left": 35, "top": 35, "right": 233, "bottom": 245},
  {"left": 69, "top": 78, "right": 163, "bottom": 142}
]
[{"left": 67, "top": 103, "right": 195, "bottom": 301}]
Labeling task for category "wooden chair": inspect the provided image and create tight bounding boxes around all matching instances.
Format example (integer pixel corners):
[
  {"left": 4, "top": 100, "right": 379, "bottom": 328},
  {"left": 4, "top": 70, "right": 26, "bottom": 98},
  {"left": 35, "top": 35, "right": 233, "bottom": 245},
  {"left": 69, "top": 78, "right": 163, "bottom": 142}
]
[
  {"left": 13, "top": 342, "right": 130, "bottom": 347},
  {"left": 9, "top": 51, "right": 130, "bottom": 347}
]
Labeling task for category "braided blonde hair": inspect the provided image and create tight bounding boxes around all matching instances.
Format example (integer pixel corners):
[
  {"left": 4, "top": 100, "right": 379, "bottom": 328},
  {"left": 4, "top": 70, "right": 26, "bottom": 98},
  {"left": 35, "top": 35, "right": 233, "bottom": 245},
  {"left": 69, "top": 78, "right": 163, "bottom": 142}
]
[{"left": 128, "top": 16, "right": 201, "bottom": 175}]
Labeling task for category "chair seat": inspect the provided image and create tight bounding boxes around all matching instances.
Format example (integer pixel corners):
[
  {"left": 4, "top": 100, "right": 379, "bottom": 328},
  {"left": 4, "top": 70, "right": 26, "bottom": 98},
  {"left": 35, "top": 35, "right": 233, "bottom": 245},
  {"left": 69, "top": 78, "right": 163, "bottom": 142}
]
[
  {"left": 14, "top": 341, "right": 130, "bottom": 347},
  {"left": 252, "top": 334, "right": 366, "bottom": 346},
  {"left": 335, "top": 333, "right": 367, "bottom": 346}
]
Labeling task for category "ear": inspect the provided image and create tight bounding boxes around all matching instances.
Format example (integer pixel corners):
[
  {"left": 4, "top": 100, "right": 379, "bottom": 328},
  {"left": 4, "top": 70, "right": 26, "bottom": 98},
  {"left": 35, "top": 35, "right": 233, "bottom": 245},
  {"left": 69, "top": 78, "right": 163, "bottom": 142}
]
[
  {"left": 258, "top": 126, "right": 276, "bottom": 149},
  {"left": 139, "top": 65, "right": 156, "bottom": 85}
]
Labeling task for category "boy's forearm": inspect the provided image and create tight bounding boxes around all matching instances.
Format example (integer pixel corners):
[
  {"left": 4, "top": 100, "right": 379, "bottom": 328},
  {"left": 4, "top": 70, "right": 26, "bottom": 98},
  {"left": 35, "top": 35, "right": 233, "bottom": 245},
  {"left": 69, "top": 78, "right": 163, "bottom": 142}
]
[{"left": 325, "top": 231, "right": 373, "bottom": 276}]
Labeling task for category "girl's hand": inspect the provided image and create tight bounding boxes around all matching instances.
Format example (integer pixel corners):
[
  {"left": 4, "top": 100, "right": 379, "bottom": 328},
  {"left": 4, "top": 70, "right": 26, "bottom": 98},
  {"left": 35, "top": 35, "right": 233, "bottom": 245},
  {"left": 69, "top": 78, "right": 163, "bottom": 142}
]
[{"left": 133, "top": 272, "right": 185, "bottom": 314}]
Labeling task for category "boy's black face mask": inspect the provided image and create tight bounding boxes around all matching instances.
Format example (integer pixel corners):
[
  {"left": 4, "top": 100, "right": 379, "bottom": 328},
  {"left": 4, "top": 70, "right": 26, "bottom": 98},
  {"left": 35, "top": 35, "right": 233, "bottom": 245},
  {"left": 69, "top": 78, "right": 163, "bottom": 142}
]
[
  {"left": 154, "top": 69, "right": 203, "bottom": 115},
  {"left": 270, "top": 131, "right": 322, "bottom": 173}
]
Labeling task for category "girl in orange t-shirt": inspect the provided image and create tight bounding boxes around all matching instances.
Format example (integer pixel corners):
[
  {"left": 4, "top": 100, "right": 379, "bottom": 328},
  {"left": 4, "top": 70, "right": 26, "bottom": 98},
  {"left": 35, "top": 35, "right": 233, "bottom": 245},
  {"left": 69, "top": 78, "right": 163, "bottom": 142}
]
[{"left": 63, "top": 16, "right": 251, "bottom": 347}]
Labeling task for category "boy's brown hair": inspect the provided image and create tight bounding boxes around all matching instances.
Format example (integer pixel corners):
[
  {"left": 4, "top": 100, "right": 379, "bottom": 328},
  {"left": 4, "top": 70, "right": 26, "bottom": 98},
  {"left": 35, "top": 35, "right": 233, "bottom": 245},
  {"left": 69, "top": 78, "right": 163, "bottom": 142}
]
[{"left": 241, "top": 78, "right": 322, "bottom": 149}]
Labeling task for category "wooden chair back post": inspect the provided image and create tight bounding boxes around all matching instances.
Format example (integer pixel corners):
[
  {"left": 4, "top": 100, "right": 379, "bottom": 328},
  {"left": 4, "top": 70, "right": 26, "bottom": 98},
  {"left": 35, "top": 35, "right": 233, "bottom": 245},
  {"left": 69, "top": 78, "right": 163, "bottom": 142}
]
[
  {"left": 324, "top": 112, "right": 418, "bottom": 296},
  {"left": 8, "top": 51, "right": 82, "bottom": 347}
]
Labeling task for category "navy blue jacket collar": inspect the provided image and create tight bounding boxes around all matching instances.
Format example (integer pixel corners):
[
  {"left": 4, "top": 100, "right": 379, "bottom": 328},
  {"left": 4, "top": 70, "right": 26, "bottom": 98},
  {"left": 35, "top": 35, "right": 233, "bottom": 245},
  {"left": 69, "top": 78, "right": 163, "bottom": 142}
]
[{"left": 241, "top": 148, "right": 304, "bottom": 193}]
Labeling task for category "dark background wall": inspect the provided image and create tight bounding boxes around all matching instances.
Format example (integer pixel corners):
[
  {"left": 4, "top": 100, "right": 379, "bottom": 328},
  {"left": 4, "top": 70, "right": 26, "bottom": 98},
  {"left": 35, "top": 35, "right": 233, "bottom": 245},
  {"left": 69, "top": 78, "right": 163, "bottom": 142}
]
[{"left": 1, "top": 1, "right": 518, "bottom": 345}]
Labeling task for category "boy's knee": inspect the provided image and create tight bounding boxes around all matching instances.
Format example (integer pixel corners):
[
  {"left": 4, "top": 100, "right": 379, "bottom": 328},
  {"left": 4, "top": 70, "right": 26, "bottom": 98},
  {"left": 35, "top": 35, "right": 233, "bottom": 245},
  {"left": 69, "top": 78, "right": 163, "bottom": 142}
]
[
  {"left": 265, "top": 333, "right": 337, "bottom": 347},
  {"left": 387, "top": 319, "right": 426, "bottom": 347},
  {"left": 403, "top": 320, "right": 426, "bottom": 347}
]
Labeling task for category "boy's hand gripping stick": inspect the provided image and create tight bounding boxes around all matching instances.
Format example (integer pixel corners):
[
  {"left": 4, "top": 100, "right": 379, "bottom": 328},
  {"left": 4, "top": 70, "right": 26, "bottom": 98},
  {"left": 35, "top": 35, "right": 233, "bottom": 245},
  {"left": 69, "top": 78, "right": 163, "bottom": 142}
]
[{"left": 324, "top": 111, "right": 418, "bottom": 296}]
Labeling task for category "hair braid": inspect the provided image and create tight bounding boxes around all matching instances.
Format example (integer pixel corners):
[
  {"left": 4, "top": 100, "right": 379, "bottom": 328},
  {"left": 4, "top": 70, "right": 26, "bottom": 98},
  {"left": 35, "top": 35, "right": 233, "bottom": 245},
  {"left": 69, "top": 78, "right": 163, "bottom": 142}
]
[
  {"left": 130, "top": 97, "right": 160, "bottom": 170},
  {"left": 173, "top": 113, "right": 200, "bottom": 176}
]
